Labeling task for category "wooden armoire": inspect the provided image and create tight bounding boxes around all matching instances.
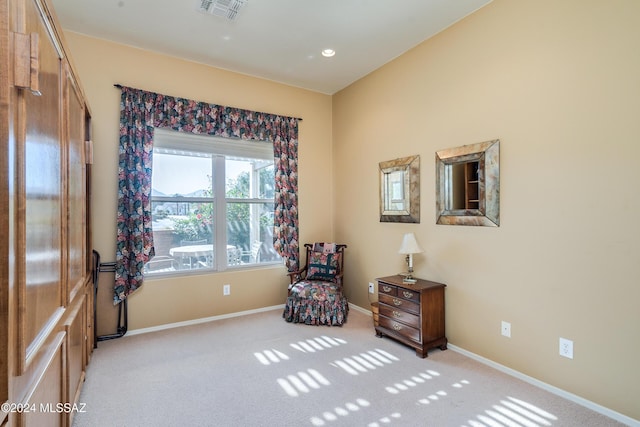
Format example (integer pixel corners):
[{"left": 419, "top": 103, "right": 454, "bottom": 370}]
[{"left": 1, "top": 0, "right": 94, "bottom": 425}]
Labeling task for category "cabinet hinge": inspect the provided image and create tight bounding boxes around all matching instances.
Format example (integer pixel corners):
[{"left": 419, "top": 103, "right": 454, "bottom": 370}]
[
  {"left": 13, "top": 31, "right": 42, "bottom": 96},
  {"left": 85, "top": 140, "right": 94, "bottom": 165}
]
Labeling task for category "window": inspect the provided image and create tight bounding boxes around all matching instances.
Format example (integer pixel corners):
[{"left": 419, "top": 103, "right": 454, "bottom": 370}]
[{"left": 145, "top": 128, "right": 280, "bottom": 275}]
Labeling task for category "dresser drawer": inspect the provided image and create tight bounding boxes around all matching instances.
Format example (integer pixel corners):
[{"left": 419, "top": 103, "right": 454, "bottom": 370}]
[
  {"left": 379, "top": 315, "right": 420, "bottom": 342},
  {"left": 397, "top": 287, "right": 420, "bottom": 303},
  {"left": 378, "top": 282, "right": 397, "bottom": 297},
  {"left": 379, "top": 303, "right": 419, "bottom": 328},
  {"left": 379, "top": 293, "right": 420, "bottom": 315}
]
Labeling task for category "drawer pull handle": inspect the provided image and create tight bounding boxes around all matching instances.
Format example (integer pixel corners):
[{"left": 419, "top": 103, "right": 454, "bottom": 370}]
[
  {"left": 402, "top": 291, "right": 414, "bottom": 299},
  {"left": 382, "top": 285, "right": 392, "bottom": 293},
  {"left": 393, "top": 298, "right": 402, "bottom": 306},
  {"left": 393, "top": 323, "right": 402, "bottom": 331},
  {"left": 392, "top": 310, "right": 401, "bottom": 318}
]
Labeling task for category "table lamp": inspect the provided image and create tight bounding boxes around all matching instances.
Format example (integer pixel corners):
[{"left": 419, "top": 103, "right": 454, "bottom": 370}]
[{"left": 398, "top": 232, "right": 423, "bottom": 283}]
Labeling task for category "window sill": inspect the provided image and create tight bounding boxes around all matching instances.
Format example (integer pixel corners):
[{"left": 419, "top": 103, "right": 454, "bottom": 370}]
[{"left": 144, "top": 261, "right": 284, "bottom": 280}]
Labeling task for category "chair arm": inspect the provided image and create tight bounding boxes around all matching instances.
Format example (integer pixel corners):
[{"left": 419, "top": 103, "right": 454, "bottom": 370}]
[{"left": 287, "top": 266, "right": 307, "bottom": 284}]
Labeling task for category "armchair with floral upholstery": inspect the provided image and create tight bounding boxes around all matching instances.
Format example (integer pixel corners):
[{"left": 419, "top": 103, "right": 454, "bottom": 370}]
[{"left": 283, "top": 243, "right": 348, "bottom": 326}]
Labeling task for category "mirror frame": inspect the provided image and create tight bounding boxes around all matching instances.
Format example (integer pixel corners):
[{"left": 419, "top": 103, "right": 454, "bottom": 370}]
[
  {"left": 435, "top": 140, "right": 500, "bottom": 226},
  {"left": 379, "top": 155, "right": 420, "bottom": 223}
]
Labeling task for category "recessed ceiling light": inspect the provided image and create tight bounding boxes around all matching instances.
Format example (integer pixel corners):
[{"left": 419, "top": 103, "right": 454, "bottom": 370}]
[{"left": 321, "top": 49, "right": 336, "bottom": 58}]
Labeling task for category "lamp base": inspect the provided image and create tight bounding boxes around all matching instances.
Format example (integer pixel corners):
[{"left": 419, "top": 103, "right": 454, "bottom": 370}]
[{"left": 400, "top": 272, "right": 417, "bottom": 283}]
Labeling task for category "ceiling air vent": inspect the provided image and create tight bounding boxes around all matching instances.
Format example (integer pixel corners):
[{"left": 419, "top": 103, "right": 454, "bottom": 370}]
[{"left": 197, "top": 0, "right": 248, "bottom": 21}]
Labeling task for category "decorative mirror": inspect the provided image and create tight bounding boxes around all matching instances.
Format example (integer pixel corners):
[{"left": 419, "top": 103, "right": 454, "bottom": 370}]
[
  {"left": 379, "top": 155, "right": 420, "bottom": 223},
  {"left": 435, "top": 140, "right": 500, "bottom": 226}
]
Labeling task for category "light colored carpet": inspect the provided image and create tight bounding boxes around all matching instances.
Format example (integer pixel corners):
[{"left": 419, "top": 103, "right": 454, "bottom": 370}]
[{"left": 73, "top": 308, "right": 625, "bottom": 427}]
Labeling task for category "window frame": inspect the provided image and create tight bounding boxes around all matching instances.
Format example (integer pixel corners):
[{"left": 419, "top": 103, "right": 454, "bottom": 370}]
[{"left": 147, "top": 128, "right": 280, "bottom": 276}]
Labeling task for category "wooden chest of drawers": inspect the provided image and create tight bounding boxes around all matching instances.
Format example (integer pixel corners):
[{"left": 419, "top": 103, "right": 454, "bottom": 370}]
[{"left": 375, "top": 275, "right": 447, "bottom": 358}]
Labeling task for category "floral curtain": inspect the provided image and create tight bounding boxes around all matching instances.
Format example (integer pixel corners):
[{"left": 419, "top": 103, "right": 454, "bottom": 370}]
[
  {"left": 115, "top": 86, "right": 300, "bottom": 304},
  {"left": 272, "top": 129, "right": 299, "bottom": 271},
  {"left": 114, "top": 88, "right": 156, "bottom": 304}
]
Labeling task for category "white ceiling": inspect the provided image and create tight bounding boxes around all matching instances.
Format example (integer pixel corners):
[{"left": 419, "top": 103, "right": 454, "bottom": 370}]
[{"left": 51, "top": 0, "right": 491, "bottom": 94}]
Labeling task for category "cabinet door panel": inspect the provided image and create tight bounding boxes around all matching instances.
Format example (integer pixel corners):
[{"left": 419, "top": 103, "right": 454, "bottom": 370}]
[
  {"left": 18, "top": 332, "right": 65, "bottom": 427},
  {"left": 65, "top": 294, "right": 86, "bottom": 413},
  {"left": 22, "top": 0, "right": 63, "bottom": 366},
  {"left": 66, "top": 70, "right": 86, "bottom": 300}
]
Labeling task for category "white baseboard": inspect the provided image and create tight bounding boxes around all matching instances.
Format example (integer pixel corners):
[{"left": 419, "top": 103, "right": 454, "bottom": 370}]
[
  {"left": 349, "top": 302, "right": 373, "bottom": 315},
  {"left": 126, "top": 302, "right": 638, "bottom": 426},
  {"left": 448, "top": 344, "right": 638, "bottom": 426},
  {"left": 129, "top": 303, "right": 367, "bottom": 336},
  {"left": 126, "top": 304, "right": 285, "bottom": 337}
]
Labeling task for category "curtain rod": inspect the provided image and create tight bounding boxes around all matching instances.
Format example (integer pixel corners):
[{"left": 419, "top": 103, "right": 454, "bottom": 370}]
[{"left": 113, "top": 84, "right": 302, "bottom": 121}]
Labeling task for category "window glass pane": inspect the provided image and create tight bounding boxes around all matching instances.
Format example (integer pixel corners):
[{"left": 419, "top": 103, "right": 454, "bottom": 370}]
[
  {"left": 147, "top": 201, "right": 214, "bottom": 273},
  {"left": 226, "top": 202, "right": 280, "bottom": 265},
  {"left": 257, "top": 163, "right": 275, "bottom": 199},
  {"left": 153, "top": 151, "right": 212, "bottom": 197},
  {"left": 169, "top": 202, "right": 214, "bottom": 244},
  {"left": 225, "top": 158, "right": 275, "bottom": 199},
  {"left": 226, "top": 158, "right": 251, "bottom": 198}
]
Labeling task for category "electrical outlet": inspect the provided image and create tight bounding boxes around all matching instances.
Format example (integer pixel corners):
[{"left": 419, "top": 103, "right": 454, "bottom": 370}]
[
  {"left": 501, "top": 321, "right": 511, "bottom": 338},
  {"left": 223, "top": 284, "right": 230, "bottom": 296},
  {"left": 559, "top": 337, "right": 573, "bottom": 359},
  {"left": 368, "top": 282, "right": 375, "bottom": 294}
]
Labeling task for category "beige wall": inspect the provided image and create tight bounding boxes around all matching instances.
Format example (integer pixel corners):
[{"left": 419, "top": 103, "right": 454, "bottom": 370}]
[
  {"left": 333, "top": 0, "right": 639, "bottom": 421},
  {"left": 63, "top": 0, "right": 640, "bottom": 421},
  {"left": 63, "top": 34, "right": 334, "bottom": 332}
]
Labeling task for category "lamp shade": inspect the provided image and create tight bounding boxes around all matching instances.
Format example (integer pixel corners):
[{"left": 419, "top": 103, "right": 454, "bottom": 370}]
[{"left": 398, "top": 232, "right": 423, "bottom": 254}]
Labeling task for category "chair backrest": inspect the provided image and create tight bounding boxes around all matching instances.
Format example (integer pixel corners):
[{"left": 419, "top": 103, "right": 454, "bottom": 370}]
[
  {"left": 251, "top": 241, "right": 262, "bottom": 263},
  {"left": 303, "top": 243, "right": 347, "bottom": 281},
  {"left": 227, "top": 246, "right": 242, "bottom": 266},
  {"left": 180, "top": 239, "right": 207, "bottom": 246}
]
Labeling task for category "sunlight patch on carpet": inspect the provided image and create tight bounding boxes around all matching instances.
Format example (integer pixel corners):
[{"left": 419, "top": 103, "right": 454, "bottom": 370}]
[
  {"left": 367, "top": 349, "right": 398, "bottom": 364},
  {"left": 367, "top": 412, "right": 402, "bottom": 427},
  {"left": 507, "top": 397, "right": 557, "bottom": 421},
  {"left": 308, "top": 398, "right": 373, "bottom": 426},
  {"left": 486, "top": 400, "right": 557, "bottom": 427},
  {"left": 406, "top": 375, "right": 560, "bottom": 427},
  {"left": 290, "top": 336, "right": 347, "bottom": 353},
  {"left": 453, "top": 379, "right": 471, "bottom": 388},
  {"left": 462, "top": 394, "right": 558, "bottom": 427},
  {"left": 277, "top": 368, "right": 331, "bottom": 397},
  {"left": 386, "top": 369, "right": 442, "bottom": 395},
  {"left": 254, "top": 348, "right": 289, "bottom": 365},
  {"left": 415, "top": 377, "right": 467, "bottom": 405},
  {"left": 331, "top": 349, "right": 400, "bottom": 375}
]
